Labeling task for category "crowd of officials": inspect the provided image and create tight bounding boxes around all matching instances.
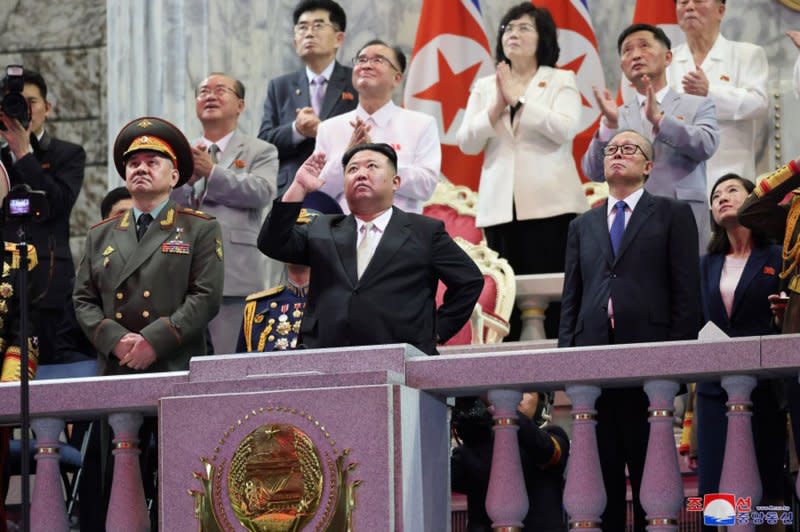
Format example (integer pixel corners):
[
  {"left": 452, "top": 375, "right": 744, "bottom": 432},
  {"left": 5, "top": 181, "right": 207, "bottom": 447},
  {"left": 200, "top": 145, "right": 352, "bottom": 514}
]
[{"left": 0, "top": 0, "right": 800, "bottom": 530}]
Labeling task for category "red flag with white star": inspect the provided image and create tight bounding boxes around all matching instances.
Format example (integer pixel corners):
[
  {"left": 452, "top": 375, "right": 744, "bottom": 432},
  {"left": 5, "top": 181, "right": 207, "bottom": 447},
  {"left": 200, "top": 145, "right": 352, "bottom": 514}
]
[
  {"left": 536, "top": 0, "right": 605, "bottom": 182},
  {"left": 403, "top": 0, "right": 494, "bottom": 191}
]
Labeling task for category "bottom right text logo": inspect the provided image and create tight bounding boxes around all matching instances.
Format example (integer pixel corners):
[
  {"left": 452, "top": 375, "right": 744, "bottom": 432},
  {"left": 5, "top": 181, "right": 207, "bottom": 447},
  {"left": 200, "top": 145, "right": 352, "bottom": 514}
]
[{"left": 685, "top": 493, "right": 793, "bottom": 526}]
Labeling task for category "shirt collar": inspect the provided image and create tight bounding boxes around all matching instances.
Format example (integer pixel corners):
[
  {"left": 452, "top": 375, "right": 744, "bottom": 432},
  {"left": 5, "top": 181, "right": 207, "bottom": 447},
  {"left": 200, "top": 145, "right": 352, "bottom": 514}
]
[
  {"left": 607, "top": 187, "right": 645, "bottom": 217},
  {"left": 355, "top": 207, "right": 393, "bottom": 234},
  {"left": 287, "top": 280, "right": 309, "bottom": 297},
  {"left": 635, "top": 85, "right": 670, "bottom": 108},
  {"left": 355, "top": 100, "right": 396, "bottom": 128},
  {"left": 305, "top": 60, "right": 336, "bottom": 84},
  {"left": 133, "top": 198, "right": 169, "bottom": 223},
  {"left": 201, "top": 129, "right": 235, "bottom": 154}
]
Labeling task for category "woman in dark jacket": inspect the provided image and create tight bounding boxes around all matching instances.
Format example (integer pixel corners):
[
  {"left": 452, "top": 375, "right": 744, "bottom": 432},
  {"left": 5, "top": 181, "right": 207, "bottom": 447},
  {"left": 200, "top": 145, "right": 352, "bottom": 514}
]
[{"left": 697, "top": 174, "right": 786, "bottom": 514}]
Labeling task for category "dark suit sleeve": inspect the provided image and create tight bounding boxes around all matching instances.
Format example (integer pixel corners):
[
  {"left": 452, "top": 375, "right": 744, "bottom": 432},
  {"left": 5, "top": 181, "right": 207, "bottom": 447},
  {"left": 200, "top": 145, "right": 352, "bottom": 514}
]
[
  {"left": 668, "top": 202, "right": 701, "bottom": 340},
  {"left": 558, "top": 218, "right": 582, "bottom": 347},
  {"left": 699, "top": 254, "right": 711, "bottom": 324},
  {"left": 258, "top": 79, "right": 303, "bottom": 159},
  {"left": 518, "top": 419, "right": 569, "bottom": 471},
  {"left": 431, "top": 224, "right": 484, "bottom": 343},
  {"left": 256, "top": 199, "right": 310, "bottom": 265},
  {"left": 14, "top": 141, "right": 85, "bottom": 222}
]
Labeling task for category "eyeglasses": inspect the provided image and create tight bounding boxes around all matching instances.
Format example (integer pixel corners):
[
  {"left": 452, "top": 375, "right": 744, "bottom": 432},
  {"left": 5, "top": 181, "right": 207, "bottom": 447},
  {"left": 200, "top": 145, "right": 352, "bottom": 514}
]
[
  {"left": 501, "top": 22, "right": 536, "bottom": 35},
  {"left": 603, "top": 143, "right": 650, "bottom": 160},
  {"left": 196, "top": 85, "right": 240, "bottom": 100},
  {"left": 352, "top": 54, "right": 400, "bottom": 72},
  {"left": 293, "top": 21, "right": 336, "bottom": 35}
]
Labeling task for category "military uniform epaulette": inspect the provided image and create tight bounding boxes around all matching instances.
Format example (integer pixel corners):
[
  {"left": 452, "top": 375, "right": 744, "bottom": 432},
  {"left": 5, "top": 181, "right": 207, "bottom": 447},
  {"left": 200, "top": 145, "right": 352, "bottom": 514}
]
[
  {"left": 3, "top": 243, "right": 37, "bottom": 271},
  {"left": 90, "top": 212, "right": 124, "bottom": 230},
  {"left": 245, "top": 285, "right": 285, "bottom": 302},
  {"left": 177, "top": 207, "right": 215, "bottom": 220}
]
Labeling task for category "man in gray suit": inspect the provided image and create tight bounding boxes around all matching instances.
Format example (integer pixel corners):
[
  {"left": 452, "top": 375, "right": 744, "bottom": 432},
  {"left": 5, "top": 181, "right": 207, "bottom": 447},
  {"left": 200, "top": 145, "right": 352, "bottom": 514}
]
[
  {"left": 582, "top": 23, "right": 720, "bottom": 252},
  {"left": 258, "top": 0, "right": 358, "bottom": 194},
  {"left": 172, "top": 72, "right": 278, "bottom": 354}
]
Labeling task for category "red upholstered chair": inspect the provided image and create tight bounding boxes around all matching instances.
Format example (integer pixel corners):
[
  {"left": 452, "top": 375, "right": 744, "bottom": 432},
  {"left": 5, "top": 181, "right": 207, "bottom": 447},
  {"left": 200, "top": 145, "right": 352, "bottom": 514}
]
[
  {"left": 423, "top": 181, "right": 485, "bottom": 245},
  {"left": 437, "top": 238, "right": 516, "bottom": 346}
]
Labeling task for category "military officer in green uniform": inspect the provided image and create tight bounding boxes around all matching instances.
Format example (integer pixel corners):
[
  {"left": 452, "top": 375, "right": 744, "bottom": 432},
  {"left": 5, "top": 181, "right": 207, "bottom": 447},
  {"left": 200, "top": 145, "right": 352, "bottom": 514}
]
[
  {"left": 237, "top": 191, "right": 341, "bottom": 352},
  {"left": 74, "top": 117, "right": 224, "bottom": 375}
]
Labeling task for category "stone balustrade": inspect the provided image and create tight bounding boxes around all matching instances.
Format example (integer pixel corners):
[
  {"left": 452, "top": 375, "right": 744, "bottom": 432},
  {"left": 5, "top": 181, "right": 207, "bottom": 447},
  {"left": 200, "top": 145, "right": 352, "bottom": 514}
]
[{"left": 0, "top": 335, "right": 796, "bottom": 530}]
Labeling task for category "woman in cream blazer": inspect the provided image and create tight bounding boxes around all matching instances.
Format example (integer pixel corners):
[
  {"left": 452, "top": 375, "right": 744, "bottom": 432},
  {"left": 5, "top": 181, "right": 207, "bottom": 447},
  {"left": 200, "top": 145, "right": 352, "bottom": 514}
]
[{"left": 457, "top": 2, "right": 587, "bottom": 278}]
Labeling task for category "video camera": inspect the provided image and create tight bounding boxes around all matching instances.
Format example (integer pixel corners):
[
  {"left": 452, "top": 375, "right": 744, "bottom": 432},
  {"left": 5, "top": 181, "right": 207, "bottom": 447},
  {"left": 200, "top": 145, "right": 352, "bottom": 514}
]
[
  {"left": 0, "top": 65, "right": 31, "bottom": 131},
  {"left": 3, "top": 184, "right": 48, "bottom": 224}
]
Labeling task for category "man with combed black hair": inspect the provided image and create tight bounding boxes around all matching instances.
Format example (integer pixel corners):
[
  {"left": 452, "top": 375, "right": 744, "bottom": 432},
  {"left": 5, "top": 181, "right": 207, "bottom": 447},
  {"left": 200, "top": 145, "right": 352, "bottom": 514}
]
[{"left": 258, "top": 143, "right": 481, "bottom": 355}]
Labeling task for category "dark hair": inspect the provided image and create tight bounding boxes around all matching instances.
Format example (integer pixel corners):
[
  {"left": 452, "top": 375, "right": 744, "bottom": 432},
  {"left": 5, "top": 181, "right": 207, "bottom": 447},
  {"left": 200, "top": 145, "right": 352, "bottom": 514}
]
[
  {"left": 292, "top": 0, "right": 347, "bottom": 31},
  {"left": 617, "top": 23, "right": 672, "bottom": 54},
  {"left": 203, "top": 72, "right": 245, "bottom": 99},
  {"left": 356, "top": 39, "right": 407, "bottom": 73},
  {"left": 100, "top": 186, "right": 132, "bottom": 219},
  {"left": 707, "top": 173, "right": 770, "bottom": 254},
  {"left": 341, "top": 142, "right": 398, "bottom": 172},
  {"left": 495, "top": 2, "right": 559, "bottom": 68},
  {"left": 1, "top": 69, "right": 48, "bottom": 100}
]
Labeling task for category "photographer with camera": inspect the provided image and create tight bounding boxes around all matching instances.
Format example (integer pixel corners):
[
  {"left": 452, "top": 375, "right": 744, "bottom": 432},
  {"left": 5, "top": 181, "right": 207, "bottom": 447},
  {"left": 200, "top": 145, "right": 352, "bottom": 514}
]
[{"left": 0, "top": 67, "right": 86, "bottom": 366}]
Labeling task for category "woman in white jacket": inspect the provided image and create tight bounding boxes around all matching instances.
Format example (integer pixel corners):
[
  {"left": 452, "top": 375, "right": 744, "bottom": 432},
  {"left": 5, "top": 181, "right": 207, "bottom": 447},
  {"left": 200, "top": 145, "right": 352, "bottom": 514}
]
[{"left": 457, "top": 2, "right": 586, "bottom": 285}]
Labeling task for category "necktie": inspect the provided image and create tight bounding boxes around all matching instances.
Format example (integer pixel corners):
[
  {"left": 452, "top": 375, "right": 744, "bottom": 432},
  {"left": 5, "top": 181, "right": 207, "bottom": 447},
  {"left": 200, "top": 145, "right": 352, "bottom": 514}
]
[
  {"left": 311, "top": 75, "right": 327, "bottom": 116},
  {"left": 208, "top": 143, "right": 220, "bottom": 163},
  {"left": 356, "top": 222, "right": 375, "bottom": 279},
  {"left": 136, "top": 213, "right": 153, "bottom": 241},
  {"left": 609, "top": 200, "right": 627, "bottom": 256}
]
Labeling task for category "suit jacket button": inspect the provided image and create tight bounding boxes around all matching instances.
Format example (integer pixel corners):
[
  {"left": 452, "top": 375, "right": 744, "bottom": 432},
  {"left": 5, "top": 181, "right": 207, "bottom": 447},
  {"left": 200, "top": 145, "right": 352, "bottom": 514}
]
[
  {"left": 115, "top": 312, "right": 122, "bottom": 319},
  {"left": 116, "top": 292, "right": 123, "bottom": 300},
  {"left": 143, "top": 290, "right": 151, "bottom": 298},
  {"left": 142, "top": 310, "right": 150, "bottom": 318}
]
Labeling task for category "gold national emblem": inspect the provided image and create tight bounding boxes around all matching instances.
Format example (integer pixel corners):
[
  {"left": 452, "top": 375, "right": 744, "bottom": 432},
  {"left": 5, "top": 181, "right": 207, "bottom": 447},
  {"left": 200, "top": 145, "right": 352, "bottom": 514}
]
[
  {"left": 228, "top": 424, "right": 322, "bottom": 530},
  {"left": 137, "top": 119, "right": 153, "bottom": 128},
  {"left": 191, "top": 406, "right": 362, "bottom": 531}
]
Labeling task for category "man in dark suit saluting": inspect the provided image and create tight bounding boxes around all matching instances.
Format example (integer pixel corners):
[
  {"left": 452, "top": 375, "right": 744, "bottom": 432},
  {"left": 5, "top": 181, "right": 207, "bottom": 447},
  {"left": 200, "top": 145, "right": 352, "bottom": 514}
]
[
  {"left": 258, "top": 143, "right": 483, "bottom": 355},
  {"left": 560, "top": 130, "right": 701, "bottom": 531},
  {"left": 258, "top": 0, "right": 358, "bottom": 194}
]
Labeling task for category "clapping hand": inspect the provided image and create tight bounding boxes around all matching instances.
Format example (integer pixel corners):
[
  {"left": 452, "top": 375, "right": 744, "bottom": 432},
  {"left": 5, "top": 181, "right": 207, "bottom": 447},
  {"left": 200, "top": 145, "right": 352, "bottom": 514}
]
[
  {"left": 682, "top": 65, "right": 709, "bottom": 97},
  {"left": 347, "top": 117, "right": 372, "bottom": 149},
  {"left": 296, "top": 107, "right": 321, "bottom": 138},
  {"left": 592, "top": 86, "right": 619, "bottom": 129},
  {"left": 641, "top": 75, "right": 663, "bottom": 129}
]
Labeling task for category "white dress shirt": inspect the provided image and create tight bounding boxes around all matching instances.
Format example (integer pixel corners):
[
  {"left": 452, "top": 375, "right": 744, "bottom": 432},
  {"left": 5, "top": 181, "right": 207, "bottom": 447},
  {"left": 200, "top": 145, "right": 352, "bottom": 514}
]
[
  {"left": 667, "top": 35, "right": 768, "bottom": 192},
  {"left": 316, "top": 100, "right": 441, "bottom": 214},
  {"left": 606, "top": 187, "right": 645, "bottom": 325}
]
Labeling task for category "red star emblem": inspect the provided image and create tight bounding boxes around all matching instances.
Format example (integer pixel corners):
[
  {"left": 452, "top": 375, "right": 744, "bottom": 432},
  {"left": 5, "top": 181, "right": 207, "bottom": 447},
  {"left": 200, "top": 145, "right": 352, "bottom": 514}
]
[
  {"left": 559, "top": 54, "right": 592, "bottom": 109},
  {"left": 413, "top": 49, "right": 482, "bottom": 134}
]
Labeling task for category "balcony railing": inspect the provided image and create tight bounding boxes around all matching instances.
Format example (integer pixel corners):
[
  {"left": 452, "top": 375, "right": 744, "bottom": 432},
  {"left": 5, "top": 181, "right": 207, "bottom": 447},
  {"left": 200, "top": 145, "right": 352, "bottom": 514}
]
[{"left": 0, "top": 334, "right": 797, "bottom": 531}]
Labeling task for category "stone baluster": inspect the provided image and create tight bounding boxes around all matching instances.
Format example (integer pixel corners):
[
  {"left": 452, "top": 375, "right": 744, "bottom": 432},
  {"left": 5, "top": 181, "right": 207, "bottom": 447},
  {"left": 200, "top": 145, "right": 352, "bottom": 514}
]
[
  {"left": 719, "top": 375, "right": 760, "bottom": 532},
  {"left": 486, "top": 389, "right": 528, "bottom": 531},
  {"left": 640, "top": 380, "right": 682, "bottom": 531},
  {"left": 30, "top": 417, "right": 68, "bottom": 532},
  {"left": 564, "top": 385, "right": 605, "bottom": 532},
  {"left": 106, "top": 412, "right": 150, "bottom": 532}
]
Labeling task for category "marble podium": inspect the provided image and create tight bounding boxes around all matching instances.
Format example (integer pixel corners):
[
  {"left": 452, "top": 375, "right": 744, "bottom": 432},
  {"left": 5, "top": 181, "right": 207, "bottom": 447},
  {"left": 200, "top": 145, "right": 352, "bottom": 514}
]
[{"left": 158, "top": 344, "right": 449, "bottom": 531}]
